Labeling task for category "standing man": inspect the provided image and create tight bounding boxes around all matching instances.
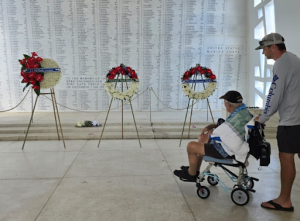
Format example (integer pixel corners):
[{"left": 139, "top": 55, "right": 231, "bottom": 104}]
[{"left": 255, "top": 33, "right": 300, "bottom": 212}]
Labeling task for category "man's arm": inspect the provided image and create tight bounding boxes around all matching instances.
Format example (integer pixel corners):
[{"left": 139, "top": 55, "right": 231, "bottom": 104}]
[
  {"left": 198, "top": 124, "right": 217, "bottom": 143},
  {"left": 259, "top": 65, "right": 286, "bottom": 123}
]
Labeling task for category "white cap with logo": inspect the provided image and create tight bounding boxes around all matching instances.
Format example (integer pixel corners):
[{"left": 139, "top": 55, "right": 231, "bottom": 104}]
[{"left": 255, "top": 33, "right": 285, "bottom": 50}]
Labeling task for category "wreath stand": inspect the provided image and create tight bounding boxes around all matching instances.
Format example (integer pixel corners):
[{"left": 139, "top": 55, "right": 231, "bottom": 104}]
[
  {"left": 22, "top": 88, "right": 66, "bottom": 150},
  {"left": 98, "top": 76, "right": 141, "bottom": 148},
  {"left": 179, "top": 75, "right": 215, "bottom": 147}
]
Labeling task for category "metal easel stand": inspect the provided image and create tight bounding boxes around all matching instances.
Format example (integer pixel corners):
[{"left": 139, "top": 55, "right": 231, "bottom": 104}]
[
  {"left": 98, "top": 76, "right": 141, "bottom": 148},
  {"left": 179, "top": 75, "right": 215, "bottom": 147},
  {"left": 22, "top": 88, "right": 66, "bottom": 150}
]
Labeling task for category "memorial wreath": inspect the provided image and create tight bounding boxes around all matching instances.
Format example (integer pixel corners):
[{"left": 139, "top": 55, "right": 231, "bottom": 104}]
[
  {"left": 19, "top": 52, "right": 62, "bottom": 96},
  {"left": 104, "top": 64, "right": 139, "bottom": 100},
  {"left": 181, "top": 64, "right": 217, "bottom": 100}
]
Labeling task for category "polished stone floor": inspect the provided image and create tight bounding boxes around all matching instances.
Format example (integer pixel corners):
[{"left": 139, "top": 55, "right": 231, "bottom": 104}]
[{"left": 0, "top": 138, "right": 300, "bottom": 221}]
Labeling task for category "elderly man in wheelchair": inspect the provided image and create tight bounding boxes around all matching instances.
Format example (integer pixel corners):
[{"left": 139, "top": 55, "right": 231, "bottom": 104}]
[{"left": 174, "top": 90, "right": 258, "bottom": 206}]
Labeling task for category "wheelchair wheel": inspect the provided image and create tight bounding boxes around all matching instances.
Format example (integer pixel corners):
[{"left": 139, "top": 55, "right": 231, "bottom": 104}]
[
  {"left": 245, "top": 178, "right": 254, "bottom": 189},
  {"left": 197, "top": 186, "right": 210, "bottom": 199},
  {"left": 231, "top": 188, "right": 249, "bottom": 206},
  {"left": 207, "top": 175, "right": 219, "bottom": 186}
]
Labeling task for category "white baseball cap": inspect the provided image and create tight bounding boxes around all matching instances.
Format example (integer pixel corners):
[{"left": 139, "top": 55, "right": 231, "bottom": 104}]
[{"left": 255, "top": 33, "right": 285, "bottom": 50}]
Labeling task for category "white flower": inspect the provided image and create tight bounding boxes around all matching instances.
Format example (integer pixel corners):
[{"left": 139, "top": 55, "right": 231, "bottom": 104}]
[
  {"left": 39, "top": 58, "right": 62, "bottom": 89},
  {"left": 182, "top": 79, "right": 216, "bottom": 100},
  {"left": 76, "top": 121, "right": 85, "bottom": 127},
  {"left": 104, "top": 81, "right": 139, "bottom": 101}
]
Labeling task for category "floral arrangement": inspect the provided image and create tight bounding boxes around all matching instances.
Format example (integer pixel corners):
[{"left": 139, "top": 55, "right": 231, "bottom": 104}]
[
  {"left": 19, "top": 52, "right": 44, "bottom": 95},
  {"left": 104, "top": 64, "right": 139, "bottom": 100},
  {"left": 75, "top": 120, "right": 101, "bottom": 127},
  {"left": 39, "top": 59, "right": 62, "bottom": 89},
  {"left": 181, "top": 64, "right": 217, "bottom": 100},
  {"left": 19, "top": 52, "right": 62, "bottom": 96}
]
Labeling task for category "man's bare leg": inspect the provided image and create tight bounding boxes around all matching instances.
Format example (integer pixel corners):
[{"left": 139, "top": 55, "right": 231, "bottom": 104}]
[
  {"left": 197, "top": 155, "right": 203, "bottom": 171},
  {"left": 261, "top": 152, "right": 295, "bottom": 209},
  {"left": 187, "top": 141, "right": 205, "bottom": 176}
]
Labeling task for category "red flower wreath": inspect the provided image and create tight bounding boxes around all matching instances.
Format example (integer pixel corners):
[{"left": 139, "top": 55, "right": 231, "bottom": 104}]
[
  {"left": 181, "top": 64, "right": 217, "bottom": 100},
  {"left": 19, "top": 52, "right": 44, "bottom": 95},
  {"left": 181, "top": 64, "right": 216, "bottom": 81},
  {"left": 106, "top": 64, "right": 138, "bottom": 80}
]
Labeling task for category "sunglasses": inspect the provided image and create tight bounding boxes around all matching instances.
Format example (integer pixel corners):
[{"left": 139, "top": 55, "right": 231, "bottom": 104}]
[{"left": 259, "top": 40, "right": 267, "bottom": 46}]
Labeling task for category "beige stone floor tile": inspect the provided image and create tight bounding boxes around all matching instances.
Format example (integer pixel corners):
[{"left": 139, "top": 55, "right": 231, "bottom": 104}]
[
  {"left": 0, "top": 140, "right": 86, "bottom": 152},
  {"left": 0, "top": 179, "right": 60, "bottom": 221},
  {"left": 65, "top": 149, "right": 171, "bottom": 178},
  {"left": 176, "top": 173, "right": 300, "bottom": 221},
  {"left": 0, "top": 152, "right": 78, "bottom": 179},
  {"left": 0, "top": 141, "right": 16, "bottom": 150},
  {"left": 36, "top": 175, "right": 195, "bottom": 221},
  {"left": 82, "top": 139, "right": 159, "bottom": 151}
]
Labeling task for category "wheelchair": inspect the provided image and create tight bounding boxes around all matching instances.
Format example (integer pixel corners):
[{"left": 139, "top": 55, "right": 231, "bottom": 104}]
[
  {"left": 195, "top": 154, "right": 259, "bottom": 206},
  {"left": 193, "top": 119, "right": 269, "bottom": 206}
]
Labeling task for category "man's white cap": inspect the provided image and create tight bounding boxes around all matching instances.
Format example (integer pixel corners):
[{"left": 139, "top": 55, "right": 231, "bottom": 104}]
[{"left": 255, "top": 33, "right": 285, "bottom": 50}]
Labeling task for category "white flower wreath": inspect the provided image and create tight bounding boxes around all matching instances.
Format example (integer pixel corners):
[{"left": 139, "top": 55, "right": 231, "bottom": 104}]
[
  {"left": 105, "top": 81, "right": 139, "bottom": 100},
  {"left": 104, "top": 64, "right": 139, "bottom": 101},
  {"left": 40, "top": 58, "right": 62, "bottom": 89},
  {"left": 181, "top": 64, "right": 217, "bottom": 100}
]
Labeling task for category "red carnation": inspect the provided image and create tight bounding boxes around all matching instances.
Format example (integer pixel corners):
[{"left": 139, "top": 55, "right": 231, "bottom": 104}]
[
  {"left": 20, "top": 59, "right": 26, "bottom": 65},
  {"left": 182, "top": 77, "right": 189, "bottom": 80},
  {"left": 31, "top": 52, "right": 38, "bottom": 57},
  {"left": 20, "top": 71, "right": 27, "bottom": 77},
  {"left": 32, "top": 85, "right": 40, "bottom": 90},
  {"left": 115, "top": 67, "right": 122, "bottom": 73},
  {"left": 109, "top": 72, "right": 116, "bottom": 78},
  {"left": 127, "top": 66, "right": 131, "bottom": 71},
  {"left": 196, "top": 66, "right": 202, "bottom": 72},
  {"left": 120, "top": 69, "right": 125, "bottom": 75},
  {"left": 206, "top": 69, "right": 212, "bottom": 74},
  {"left": 184, "top": 71, "right": 190, "bottom": 77},
  {"left": 22, "top": 77, "right": 29, "bottom": 83},
  {"left": 200, "top": 70, "right": 206, "bottom": 75},
  {"left": 36, "top": 57, "right": 43, "bottom": 62},
  {"left": 29, "top": 79, "right": 36, "bottom": 85},
  {"left": 27, "top": 57, "right": 36, "bottom": 64},
  {"left": 35, "top": 74, "right": 44, "bottom": 82},
  {"left": 190, "top": 68, "right": 197, "bottom": 75},
  {"left": 31, "top": 63, "right": 39, "bottom": 69},
  {"left": 25, "top": 62, "right": 31, "bottom": 69},
  {"left": 130, "top": 70, "right": 137, "bottom": 79},
  {"left": 210, "top": 74, "right": 216, "bottom": 80},
  {"left": 27, "top": 72, "right": 37, "bottom": 79},
  {"left": 108, "top": 75, "right": 115, "bottom": 79}
]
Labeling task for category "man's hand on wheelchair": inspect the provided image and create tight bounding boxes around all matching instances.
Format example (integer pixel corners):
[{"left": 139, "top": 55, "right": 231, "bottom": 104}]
[
  {"left": 254, "top": 114, "right": 261, "bottom": 123},
  {"left": 254, "top": 114, "right": 266, "bottom": 129}
]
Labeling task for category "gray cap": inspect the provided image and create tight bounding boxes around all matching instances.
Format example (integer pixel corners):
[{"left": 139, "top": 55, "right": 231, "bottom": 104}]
[{"left": 255, "top": 33, "right": 285, "bottom": 50}]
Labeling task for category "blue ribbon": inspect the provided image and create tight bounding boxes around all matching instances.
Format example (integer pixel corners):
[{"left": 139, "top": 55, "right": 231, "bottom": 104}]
[
  {"left": 23, "top": 68, "right": 61, "bottom": 73},
  {"left": 182, "top": 79, "right": 217, "bottom": 83}
]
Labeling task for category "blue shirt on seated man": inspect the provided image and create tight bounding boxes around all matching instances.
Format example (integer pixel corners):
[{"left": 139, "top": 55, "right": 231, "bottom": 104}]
[{"left": 174, "top": 90, "right": 253, "bottom": 182}]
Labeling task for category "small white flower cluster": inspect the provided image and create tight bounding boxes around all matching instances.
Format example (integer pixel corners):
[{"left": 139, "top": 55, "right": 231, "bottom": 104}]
[
  {"left": 104, "top": 81, "right": 139, "bottom": 100},
  {"left": 40, "top": 58, "right": 62, "bottom": 89},
  {"left": 76, "top": 121, "right": 85, "bottom": 127},
  {"left": 181, "top": 82, "right": 217, "bottom": 100},
  {"left": 75, "top": 120, "right": 101, "bottom": 127}
]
